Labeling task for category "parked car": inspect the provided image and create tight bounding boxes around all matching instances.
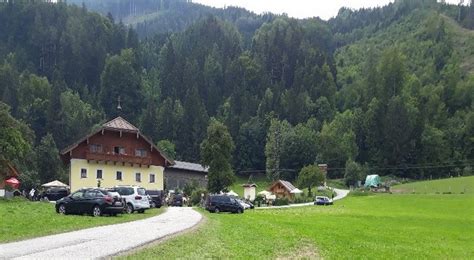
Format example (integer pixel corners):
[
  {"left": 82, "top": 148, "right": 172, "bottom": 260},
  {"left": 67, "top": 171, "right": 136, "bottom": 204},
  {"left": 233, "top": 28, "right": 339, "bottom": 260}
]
[
  {"left": 206, "top": 195, "right": 244, "bottom": 213},
  {"left": 55, "top": 188, "right": 124, "bottom": 216},
  {"left": 168, "top": 193, "right": 183, "bottom": 207},
  {"left": 314, "top": 196, "right": 333, "bottom": 206},
  {"left": 236, "top": 198, "right": 254, "bottom": 209},
  {"left": 146, "top": 190, "right": 163, "bottom": 208},
  {"left": 111, "top": 186, "right": 150, "bottom": 213},
  {"left": 41, "top": 187, "right": 69, "bottom": 201}
]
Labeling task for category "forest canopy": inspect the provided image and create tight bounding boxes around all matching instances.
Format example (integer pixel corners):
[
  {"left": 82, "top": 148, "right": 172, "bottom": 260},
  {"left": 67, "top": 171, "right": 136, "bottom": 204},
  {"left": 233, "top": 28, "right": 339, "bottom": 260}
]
[{"left": 0, "top": 0, "right": 473, "bottom": 188}]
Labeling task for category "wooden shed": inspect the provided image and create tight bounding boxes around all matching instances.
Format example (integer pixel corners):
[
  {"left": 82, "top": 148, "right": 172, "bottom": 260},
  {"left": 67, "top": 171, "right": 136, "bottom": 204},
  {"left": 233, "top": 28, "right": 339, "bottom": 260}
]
[{"left": 268, "top": 180, "right": 298, "bottom": 199}]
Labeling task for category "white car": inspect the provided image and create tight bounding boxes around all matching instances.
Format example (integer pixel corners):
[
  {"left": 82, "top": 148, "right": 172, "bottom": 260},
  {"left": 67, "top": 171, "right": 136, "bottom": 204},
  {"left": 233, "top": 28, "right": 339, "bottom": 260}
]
[
  {"left": 236, "top": 199, "right": 254, "bottom": 209},
  {"left": 112, "top": 186, "right": 150, "bottom": 213}
]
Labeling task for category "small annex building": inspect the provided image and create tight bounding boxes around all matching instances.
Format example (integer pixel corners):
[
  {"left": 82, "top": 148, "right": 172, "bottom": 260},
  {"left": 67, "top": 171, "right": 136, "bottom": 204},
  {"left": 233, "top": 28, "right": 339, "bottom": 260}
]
[
  {"left": 164, "top": 161, "right": 208, "bottom": 190},
  {"left": 242, "top": 183, "right": 257, "bottom": 201},
  {"left": 268, "top": 180, "right": 299, "bottom": 199},
  {"left": 61, "top": 117, "right": 174, "bottom": 192},
  {"left": 0, "top": 162, "right": 20, "bottom": 197}
]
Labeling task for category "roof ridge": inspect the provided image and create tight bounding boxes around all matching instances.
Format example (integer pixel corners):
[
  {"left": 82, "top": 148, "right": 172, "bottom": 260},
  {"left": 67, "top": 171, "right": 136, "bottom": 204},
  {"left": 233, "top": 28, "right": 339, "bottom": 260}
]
[{"left": 103, "top": 116, "right": 139, "bottom": 132}]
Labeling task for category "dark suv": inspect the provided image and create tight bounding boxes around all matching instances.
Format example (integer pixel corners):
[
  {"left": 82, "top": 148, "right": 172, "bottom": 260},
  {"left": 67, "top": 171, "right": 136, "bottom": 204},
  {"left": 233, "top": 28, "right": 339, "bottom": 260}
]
[
  {"left": 206, "top": 195, "right": 244, "bottom": 214},
  {"left": 169, "top": 193, "right": 183, "bottom": 207},
  {"left": 42, "top": 187, "right": 69, "bottom": 201},
  {"left": 146, "top": 190, "right": 163, "bottom": 208}
]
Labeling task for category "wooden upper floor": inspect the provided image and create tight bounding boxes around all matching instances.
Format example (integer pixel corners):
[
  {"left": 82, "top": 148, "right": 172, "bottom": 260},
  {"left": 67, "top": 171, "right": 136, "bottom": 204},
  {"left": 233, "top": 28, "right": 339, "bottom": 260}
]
[{"left": 61, "top": 117, "right": 173, "bottom": 168}]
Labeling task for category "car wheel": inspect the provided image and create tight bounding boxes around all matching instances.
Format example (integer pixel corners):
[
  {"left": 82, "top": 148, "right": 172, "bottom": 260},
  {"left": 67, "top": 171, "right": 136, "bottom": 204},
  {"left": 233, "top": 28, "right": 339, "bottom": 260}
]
[
  {"left": 126, "top": 203, "right": 134, "bottom": 214},
  {"left": 214, "top": 207, "right": 220, "bottom": 213},
  {"left": 151, "top": 201, "right": 156, "bottom": 208},
  {"left": 237, "top": 208, "right": 243, "bottom": 214},
  {"left": 58, "top": 204, "right": 67, "bottom": 215},
  {"left": 92, "top": 205, "right": 102, "bottom": 217}
]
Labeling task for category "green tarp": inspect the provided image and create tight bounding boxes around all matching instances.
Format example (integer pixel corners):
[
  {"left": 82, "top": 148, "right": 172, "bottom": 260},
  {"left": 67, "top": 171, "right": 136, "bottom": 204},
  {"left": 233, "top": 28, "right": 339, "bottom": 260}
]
[{"left": 364, "top": 175, "right": 381, "bottom": 187}]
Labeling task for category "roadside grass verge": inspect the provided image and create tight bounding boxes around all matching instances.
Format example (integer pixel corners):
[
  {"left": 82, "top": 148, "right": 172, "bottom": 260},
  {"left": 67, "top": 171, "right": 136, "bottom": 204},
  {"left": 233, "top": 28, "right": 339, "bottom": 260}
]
[
  {"left": 121, "top": 194, "right": 473, "bottom": 259},
  {"left": 392, "top": 176, "right": 474, "bottom": 194},
  {"left": 0, "top": 198, "right": 164, "bottom": 243}
]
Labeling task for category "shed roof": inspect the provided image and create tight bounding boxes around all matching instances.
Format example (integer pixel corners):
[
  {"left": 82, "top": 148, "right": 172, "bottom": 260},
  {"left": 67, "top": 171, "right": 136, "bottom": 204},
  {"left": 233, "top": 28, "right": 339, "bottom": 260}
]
[
  {"left": 269, "top": 180, "right": 297, "bottom": 193},
  {"left": 168, "top": 161, "right": 208, "bottom": 173}
]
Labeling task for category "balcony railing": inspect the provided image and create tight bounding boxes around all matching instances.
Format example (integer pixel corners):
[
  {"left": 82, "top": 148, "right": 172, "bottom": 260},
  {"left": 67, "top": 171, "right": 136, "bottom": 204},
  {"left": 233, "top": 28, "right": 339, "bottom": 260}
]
[{"left": 86, "top": 151, "right": 152, "bottom": 166}]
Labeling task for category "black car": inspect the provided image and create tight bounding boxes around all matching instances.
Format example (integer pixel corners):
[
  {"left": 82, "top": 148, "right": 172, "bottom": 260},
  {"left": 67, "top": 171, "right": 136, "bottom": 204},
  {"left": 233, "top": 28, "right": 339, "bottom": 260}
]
[
  {"left": 41, "top": 187, "right": 69, "bottom": 201},
  {"left": 146, "top": 190, "right": 163, "bottom": 208},
  {"left": 55, "top": 188, "right": 124, "bottom": 217},
  {"left": 169, "top": 194, "right": 183, "bottom": 207},
  {"left": 206, "top": 195, "right": 244, "bottom": 214}
]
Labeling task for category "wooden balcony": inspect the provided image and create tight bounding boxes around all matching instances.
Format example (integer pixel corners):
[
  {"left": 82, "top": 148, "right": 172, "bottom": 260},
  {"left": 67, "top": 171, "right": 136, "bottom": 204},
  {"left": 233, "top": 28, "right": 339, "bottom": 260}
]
[{"left": 86, "top": 151, "right": 152, "bottom": 166}]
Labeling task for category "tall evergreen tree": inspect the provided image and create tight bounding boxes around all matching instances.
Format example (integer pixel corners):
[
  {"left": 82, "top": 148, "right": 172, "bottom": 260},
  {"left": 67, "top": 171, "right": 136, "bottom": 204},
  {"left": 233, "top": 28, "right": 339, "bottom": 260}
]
[{"left": 201, "top": 119, "right": 235, "bottom": 193}]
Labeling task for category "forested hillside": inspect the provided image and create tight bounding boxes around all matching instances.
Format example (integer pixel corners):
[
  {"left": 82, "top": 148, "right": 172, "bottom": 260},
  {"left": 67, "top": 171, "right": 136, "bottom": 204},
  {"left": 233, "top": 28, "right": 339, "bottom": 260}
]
[{"left": 0, "top": 0, "right": 473, "bottom": 189}]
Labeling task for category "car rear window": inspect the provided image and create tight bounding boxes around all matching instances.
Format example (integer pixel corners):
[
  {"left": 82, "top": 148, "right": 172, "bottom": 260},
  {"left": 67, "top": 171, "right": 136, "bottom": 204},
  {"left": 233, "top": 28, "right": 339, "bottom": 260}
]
[
  {"left": 116, "top": 187, "right": 134, "bottom": 196},
  {"left": 146, "top": 190, "right": 161, "bottom": 196},
  {"left": 137, "top": 188, "right": 146, "bottom": 195}
]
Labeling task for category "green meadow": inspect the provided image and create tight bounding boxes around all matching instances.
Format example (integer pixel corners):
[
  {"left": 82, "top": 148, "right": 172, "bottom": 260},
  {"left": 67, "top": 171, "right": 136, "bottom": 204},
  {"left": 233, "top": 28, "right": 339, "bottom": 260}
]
[
  {"left": 0, "top": 198, "right": 163, "bottom": 243},
  {"left": 392, "top": 176, "right": 474, "bottom": 194},
  {"left": 122, "top": 192, "right": 473, "bottom": 259}
]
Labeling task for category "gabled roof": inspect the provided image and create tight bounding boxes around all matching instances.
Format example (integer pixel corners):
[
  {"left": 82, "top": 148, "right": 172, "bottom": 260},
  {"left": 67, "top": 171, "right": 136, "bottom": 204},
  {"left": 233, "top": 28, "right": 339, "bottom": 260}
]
[
  {"left": 0, "top": 161, "right": 20, "bottom": 178},
  {"left": 103, "top": 116, "right": 138, "bottom": 132},
  {"left": 269, "top": 180, "right": 297, "bottom": 193},
  {"left": 242, "top": 183, "right": 257, "bottom": 188},
  {"left": 168, "top": 161, "right": 208, "bottom": 173},
  {"left": 60, "top": 117, "right": 174, "bottom": 165}
]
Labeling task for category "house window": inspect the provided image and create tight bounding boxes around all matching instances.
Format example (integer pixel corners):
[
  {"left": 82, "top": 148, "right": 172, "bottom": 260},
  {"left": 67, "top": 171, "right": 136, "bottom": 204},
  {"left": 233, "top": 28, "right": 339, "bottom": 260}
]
[
  {"left": 114, "top": 146, "right": 126, "bottom": 155},
  {"left": 149, "top": 174, "right": 155, "bottom": 183},
  {"left": 116, "top": 171, "right": 122, "bottom": 180},
  {"left": 80, "top": 168, "right": 87, "bottom": 178},
  {"left": 96, "top": 169, "right": 103, "bottom": 179},
  {"left": 136, "top": 172, "right": 141, "bottom": 182},
  {"left": 135, "top": 148, "right": 147, "bottom": 157},
  {"left": 90, "top": 144, "right": 103, "bottom": 153}
]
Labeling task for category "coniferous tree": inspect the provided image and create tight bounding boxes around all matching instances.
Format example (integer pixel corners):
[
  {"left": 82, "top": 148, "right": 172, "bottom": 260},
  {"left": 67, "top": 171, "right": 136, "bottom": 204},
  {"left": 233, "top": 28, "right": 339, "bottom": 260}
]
[{"left": 201, "top": 119, "right": 235, "bottom": 193}]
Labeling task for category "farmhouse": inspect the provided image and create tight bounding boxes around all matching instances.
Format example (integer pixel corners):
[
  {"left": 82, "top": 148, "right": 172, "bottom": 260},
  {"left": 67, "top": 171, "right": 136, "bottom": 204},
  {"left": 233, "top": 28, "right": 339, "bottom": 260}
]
[{"left": 61, "top": 117, "right": 174, "bottom": 192}]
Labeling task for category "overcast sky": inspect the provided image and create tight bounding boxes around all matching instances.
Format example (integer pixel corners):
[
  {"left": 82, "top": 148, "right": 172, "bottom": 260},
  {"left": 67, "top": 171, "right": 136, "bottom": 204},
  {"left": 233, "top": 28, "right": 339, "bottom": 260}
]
[{"left": 192, "top": 0, "right": 462, "bottom": 20}]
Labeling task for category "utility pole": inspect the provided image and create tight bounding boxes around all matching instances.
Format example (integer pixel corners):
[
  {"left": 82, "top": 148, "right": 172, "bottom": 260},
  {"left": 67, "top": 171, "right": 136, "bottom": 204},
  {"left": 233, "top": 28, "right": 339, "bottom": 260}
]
[{"left": 459, "top": 0, "right": 465, "bottom": 22}]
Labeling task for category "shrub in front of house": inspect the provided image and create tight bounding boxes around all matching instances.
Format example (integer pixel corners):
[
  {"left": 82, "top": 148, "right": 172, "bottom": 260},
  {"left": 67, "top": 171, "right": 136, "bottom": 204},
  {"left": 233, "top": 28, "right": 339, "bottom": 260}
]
[
  {"left": 190, "top": 189, "right": 208, "bottom": 206},
  {"left": 274, "top": 198, "right": 289, "bottom": 206}
]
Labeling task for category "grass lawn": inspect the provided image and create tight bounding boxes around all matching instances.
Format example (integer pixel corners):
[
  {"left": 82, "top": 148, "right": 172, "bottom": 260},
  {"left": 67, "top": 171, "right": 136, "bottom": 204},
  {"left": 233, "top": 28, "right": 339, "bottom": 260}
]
[
  {"left": 392, "top": 176, "right": 474, "bottom": 194},
  {"left": 121, "top": 193, "right": 473, "bottom": 259},
  {"left": 0, "top": 198, "right": 164, "bottom": 243}
]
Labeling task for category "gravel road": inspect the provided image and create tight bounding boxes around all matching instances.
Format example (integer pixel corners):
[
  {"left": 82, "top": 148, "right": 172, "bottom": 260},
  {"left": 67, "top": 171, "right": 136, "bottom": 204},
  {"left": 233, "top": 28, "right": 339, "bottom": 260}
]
[{"left": 0, "top": 207, "right": 202, "bottom": 259}]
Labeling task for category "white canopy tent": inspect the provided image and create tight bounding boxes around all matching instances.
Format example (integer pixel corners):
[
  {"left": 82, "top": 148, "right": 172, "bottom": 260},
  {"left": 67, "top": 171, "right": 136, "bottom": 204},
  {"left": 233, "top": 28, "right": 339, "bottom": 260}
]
[
  {"left": 257, "top": 190, "right": 272, "bottom": 196},
  {"left": 42, "top": 180, "right": 69, "bottom": 188},
  {"left": 226, "top": 190, "right": 239, "bottom": 197},
  {"left": 290, "top": 188, "right": 303, "bottom": 194}
]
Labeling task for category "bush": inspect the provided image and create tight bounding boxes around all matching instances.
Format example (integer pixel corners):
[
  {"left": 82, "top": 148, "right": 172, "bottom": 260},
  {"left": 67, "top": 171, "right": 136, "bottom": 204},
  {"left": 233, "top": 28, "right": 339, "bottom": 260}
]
[
  {"left": 190, "top": 189, "right": 207, "bottom": 206},
  {"left": 274, "top": 198, "right": 289, "bottom": 206},
  {"left": 293, "top": 196, "right": 313, "bottom": 203}
]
